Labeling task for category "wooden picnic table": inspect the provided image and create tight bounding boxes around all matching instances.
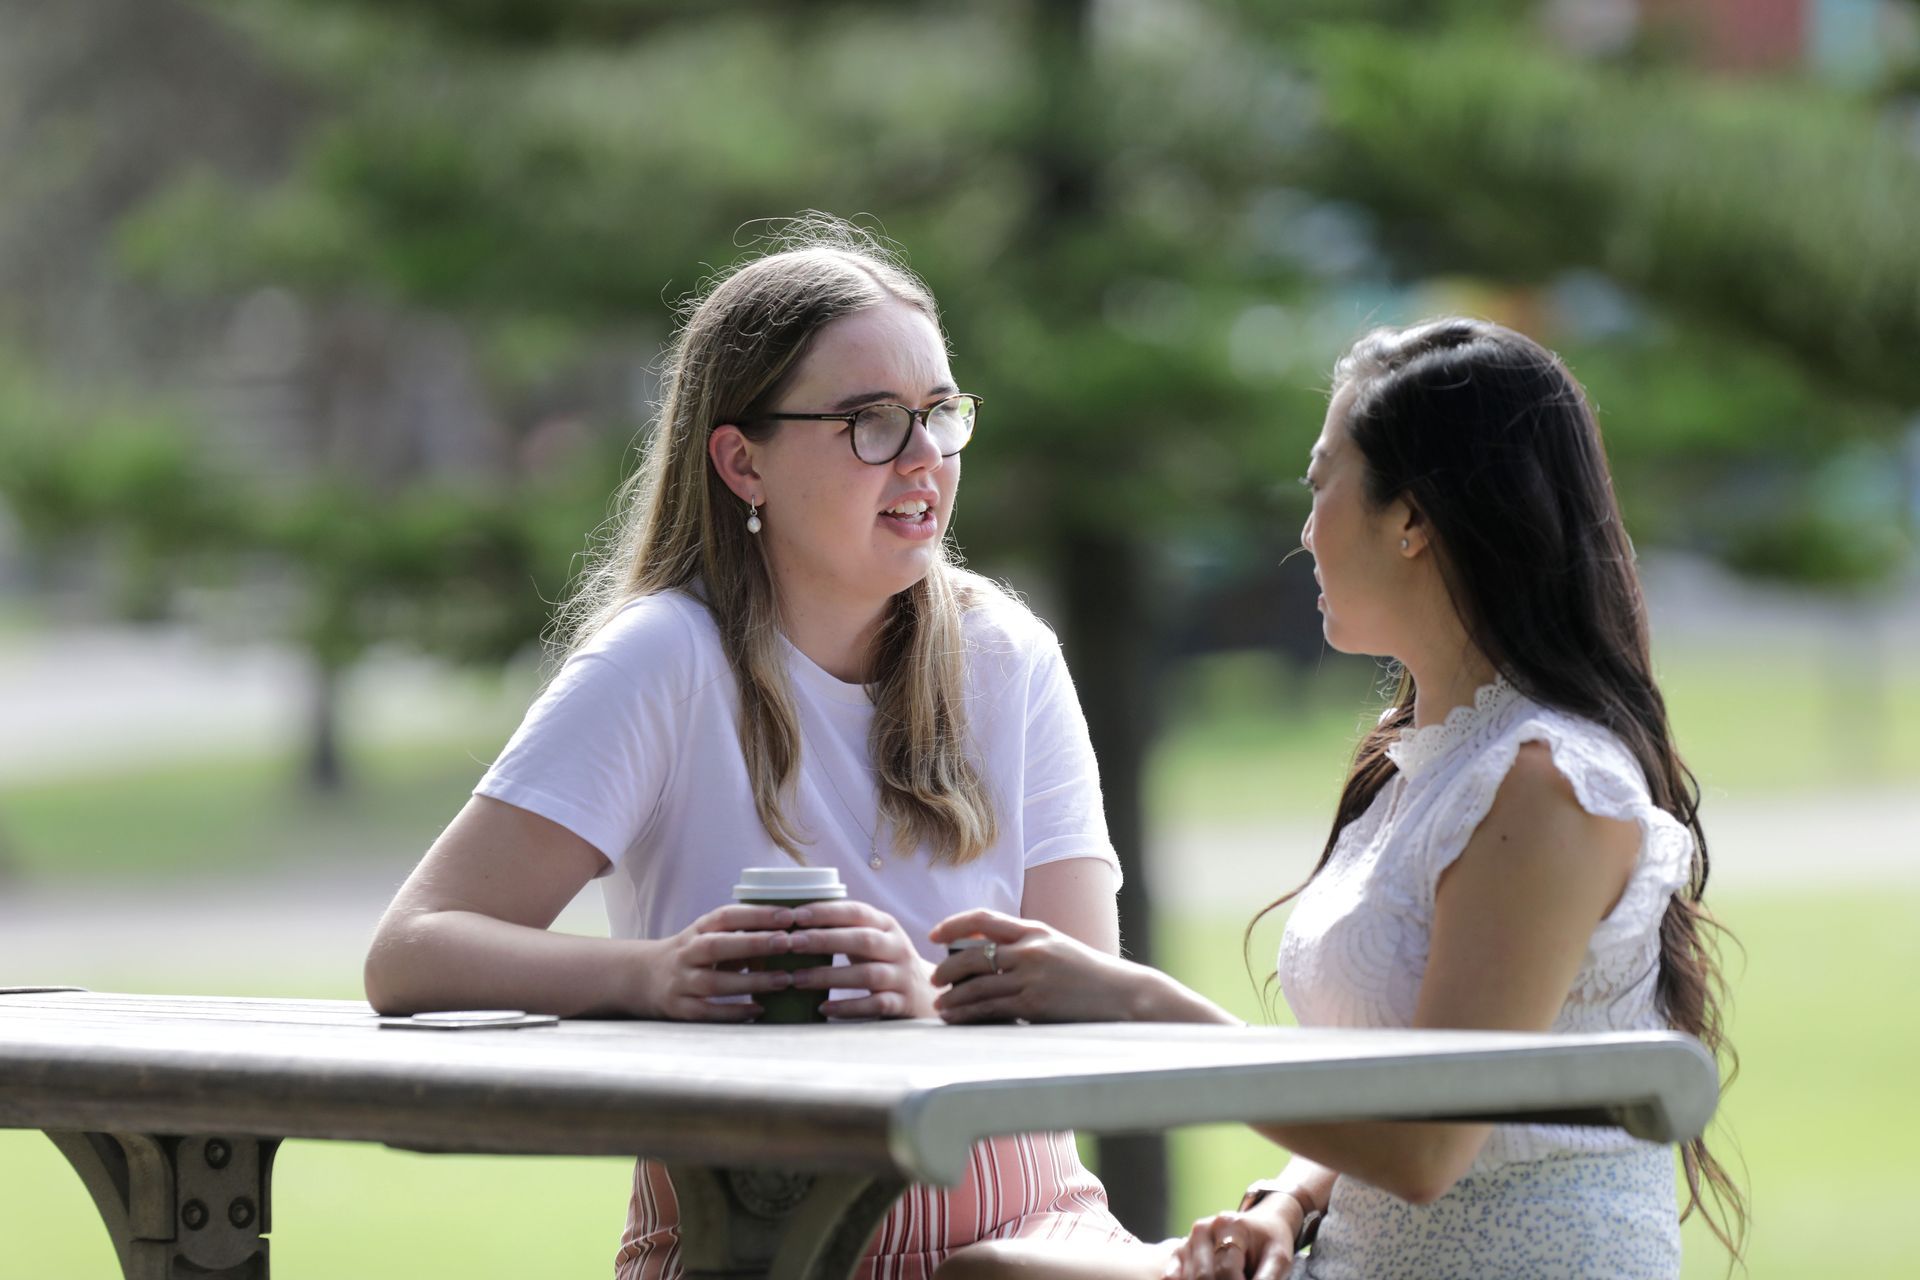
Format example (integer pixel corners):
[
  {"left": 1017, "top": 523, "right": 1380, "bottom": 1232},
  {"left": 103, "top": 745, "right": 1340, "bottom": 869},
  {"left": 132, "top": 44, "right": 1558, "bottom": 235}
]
[{"left": 0, "top": 988, "right": 1718, "bottom": 1280}]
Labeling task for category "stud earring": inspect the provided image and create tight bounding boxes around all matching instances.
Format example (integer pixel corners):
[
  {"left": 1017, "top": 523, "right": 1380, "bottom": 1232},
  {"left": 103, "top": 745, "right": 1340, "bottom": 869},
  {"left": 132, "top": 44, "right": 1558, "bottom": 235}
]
[
  {"left": 1400, "top": 538, "right": 1410, "bottom": 551},
  {"left": 746, "top": 502, "right": 762, "bottom": 535}
]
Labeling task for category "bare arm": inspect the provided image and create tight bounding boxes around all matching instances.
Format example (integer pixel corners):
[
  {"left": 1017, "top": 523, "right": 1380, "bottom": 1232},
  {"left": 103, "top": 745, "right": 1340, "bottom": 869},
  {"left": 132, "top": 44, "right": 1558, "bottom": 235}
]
[
  {"left": 933, "top": 858, "right": 1239, "bottom": 1024},
  {"left": 1019, "top": 856, "right": 1121, "bottom": 954},
  {"left": 363, "top": 795, "right": 796, "bottom": 1019},
  {"left": 1252, "top": 742, "right": 1639, "bottom": 1203}
]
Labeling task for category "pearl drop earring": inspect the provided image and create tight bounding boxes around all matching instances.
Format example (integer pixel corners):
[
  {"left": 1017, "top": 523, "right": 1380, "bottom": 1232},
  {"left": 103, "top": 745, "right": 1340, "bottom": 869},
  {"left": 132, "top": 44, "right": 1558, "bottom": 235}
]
[{"left": 746, "top": 502, "right": 762, "bottom": 535}]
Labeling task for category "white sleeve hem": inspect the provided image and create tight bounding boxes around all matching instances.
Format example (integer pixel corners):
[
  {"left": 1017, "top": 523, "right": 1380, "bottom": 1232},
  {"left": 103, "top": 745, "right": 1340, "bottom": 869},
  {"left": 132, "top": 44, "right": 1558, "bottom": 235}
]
[
  {"left": 474, "top": 776, "right": 624, "bottom": 875},
  {"left": 1024, "top": 839, "right": 1123, "bottom": 886}
]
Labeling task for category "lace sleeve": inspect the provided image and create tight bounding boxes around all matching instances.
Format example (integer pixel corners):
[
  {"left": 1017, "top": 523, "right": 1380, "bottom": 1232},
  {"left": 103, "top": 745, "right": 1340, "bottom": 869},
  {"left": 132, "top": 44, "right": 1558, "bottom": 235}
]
[{"left": 1417, "top": 714, "right": 1694, "bottom": 944}]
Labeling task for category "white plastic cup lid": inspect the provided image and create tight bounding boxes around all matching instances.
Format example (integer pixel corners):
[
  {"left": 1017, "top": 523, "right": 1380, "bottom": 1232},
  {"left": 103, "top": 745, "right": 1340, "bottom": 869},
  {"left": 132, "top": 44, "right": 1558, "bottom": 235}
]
[{"left": 732, "top": 866, "right": 848, "bottom": 901}]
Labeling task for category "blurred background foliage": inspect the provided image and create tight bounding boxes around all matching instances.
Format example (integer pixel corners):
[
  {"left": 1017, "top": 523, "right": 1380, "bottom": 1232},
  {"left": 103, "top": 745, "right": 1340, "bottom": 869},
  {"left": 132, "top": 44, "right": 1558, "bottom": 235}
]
[
  {"left": 8, "top": 0, "right": 1915, "bottom": 768},
  {"left": 3, "top": 0, "right": 1919, "bottom": 1262}
]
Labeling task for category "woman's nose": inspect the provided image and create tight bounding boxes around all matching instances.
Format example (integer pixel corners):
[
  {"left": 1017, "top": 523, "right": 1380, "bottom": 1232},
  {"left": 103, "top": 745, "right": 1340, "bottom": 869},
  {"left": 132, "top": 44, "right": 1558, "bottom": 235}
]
[{"left": 895, "top": 419, "right": 945, "bottom": 473}]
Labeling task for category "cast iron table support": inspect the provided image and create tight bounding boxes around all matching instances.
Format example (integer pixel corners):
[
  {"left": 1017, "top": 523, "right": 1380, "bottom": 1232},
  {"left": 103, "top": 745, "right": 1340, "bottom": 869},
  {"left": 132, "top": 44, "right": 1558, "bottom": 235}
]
[
  {"left": 46, "top": 1130, "right": 280, "bottom": 1279},
  {"left": 45, "top": 1130, "right": 903, "bottom": 1280},
  {"left": 668, "top": 1166, "right": 908, "bottom": 1280}
]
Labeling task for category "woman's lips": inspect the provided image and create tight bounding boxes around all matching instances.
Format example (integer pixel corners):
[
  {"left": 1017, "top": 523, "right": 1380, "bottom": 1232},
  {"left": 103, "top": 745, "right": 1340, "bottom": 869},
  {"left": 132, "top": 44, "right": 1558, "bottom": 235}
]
[{"left": 879, "top": 508, "right": 940, "bottom": 540}]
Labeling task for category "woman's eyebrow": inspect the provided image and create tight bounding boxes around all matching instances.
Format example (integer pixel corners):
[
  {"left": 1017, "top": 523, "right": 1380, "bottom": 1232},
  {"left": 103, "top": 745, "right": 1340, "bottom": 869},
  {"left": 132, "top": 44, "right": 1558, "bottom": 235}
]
[
  {"left": 828, "top": 389, "right": 900, "bottom": 411},
  {"left": 827, "top": 383, "right": 959, "bottom": 412}
]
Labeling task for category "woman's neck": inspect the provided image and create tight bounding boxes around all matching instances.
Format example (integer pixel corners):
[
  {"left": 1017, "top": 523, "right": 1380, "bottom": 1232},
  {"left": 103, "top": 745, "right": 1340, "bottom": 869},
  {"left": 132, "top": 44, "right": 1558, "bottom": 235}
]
[
  {"left": 1401, "top": 628, "right": 1500, "bottom": 730},
  {"left": 776, "top": 592, "right": 889, "bottom": 685}
]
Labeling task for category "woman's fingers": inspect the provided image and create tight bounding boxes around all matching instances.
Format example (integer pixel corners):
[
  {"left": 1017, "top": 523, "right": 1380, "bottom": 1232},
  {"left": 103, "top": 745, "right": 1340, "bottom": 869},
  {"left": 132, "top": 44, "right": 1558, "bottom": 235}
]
[
  {"left": 927, "top": 907, "right": 1034, "bottom": 946},
  {"left": 695, "top": 966, "right": 793, "bottom": 997},
  {"left": 681, "top": 928, "right": 792, "bottom": 968},
  {"left": 1184, "top": 1232, "right": 1215, "bottom": 1280},
  {"left": 673, "top": 996, "right": 762, "bottom": 1022},
  {"left": 1170, "top": 1212, "right": 1284, "bottom": 1280},
  {"left": 785, "top": 927, "right": 899, "bottom": 962},
  {"left": 929, "top": 949, "right": 999, "bottom": 989},
  {"left": 1169, "top": 1215, "right": 1252, "bottom": 1280},
  {"left": 695, "top": 904, "right": 793, "bottom": 933},
  {"left": 792, "top": 961, "right": 898, "bottom": 992},
  {"left": 932, "top": 970, "right": 1022, "bottom": 1010},
  {"left": 936, "top": 993, "right": 1027, "bottom": 1024},
  {"left": 818, "top": 989, "right": 912, "bottom": 1019},
  {"left": 789, "top": 900, "right": 891, "bottom": 929},
  {"left": 1251, "top": 1243, "right": 1294, "bottom": 1280}
]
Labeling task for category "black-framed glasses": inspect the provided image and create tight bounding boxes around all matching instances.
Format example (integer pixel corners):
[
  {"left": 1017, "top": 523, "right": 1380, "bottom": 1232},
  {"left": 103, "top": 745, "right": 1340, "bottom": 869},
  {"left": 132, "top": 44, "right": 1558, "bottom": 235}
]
[{"left": 757, "top": 393, "right": 981, "bottom": 465}]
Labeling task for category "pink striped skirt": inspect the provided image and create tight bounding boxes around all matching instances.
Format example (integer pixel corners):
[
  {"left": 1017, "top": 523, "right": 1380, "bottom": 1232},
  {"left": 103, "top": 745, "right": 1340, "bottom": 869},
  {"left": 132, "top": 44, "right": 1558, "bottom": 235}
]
[{"left": 614, "top": 1132, "right": 1135, "bottom": 1280}]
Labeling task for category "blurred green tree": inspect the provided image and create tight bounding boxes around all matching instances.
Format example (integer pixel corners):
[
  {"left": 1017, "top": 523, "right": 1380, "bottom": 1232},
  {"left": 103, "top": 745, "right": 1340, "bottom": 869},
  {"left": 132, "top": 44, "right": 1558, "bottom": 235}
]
[
  {"left": 1306, "top": 26, "right": 1920, "bottom": 589},
  {"left": 0, "top": 354, "right": 616, "bottom": 788},
  {"left": 118, "top": 0, "right": 1322, "bottom": 1231}
]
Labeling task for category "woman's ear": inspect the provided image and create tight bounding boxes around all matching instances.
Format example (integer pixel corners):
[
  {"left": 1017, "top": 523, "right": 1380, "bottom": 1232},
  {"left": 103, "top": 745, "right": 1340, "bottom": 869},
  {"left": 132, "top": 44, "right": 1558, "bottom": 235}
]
[
  {"left": 1394, "top": 498, "right": 1429, "bottom": 558},
  {"left": 707, "top": 425, "right": 762, "bottom": 505}
]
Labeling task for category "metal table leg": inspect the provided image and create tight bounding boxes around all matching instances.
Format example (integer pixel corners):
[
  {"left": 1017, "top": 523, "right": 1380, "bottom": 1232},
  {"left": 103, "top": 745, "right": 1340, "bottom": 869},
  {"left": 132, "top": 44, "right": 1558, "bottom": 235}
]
[
  {"left": 46, "top": 1131, "right": 280, "bottom": 1279},
  {"left": 666, "top": 1164, "right": 907, "bottom": 1280}
]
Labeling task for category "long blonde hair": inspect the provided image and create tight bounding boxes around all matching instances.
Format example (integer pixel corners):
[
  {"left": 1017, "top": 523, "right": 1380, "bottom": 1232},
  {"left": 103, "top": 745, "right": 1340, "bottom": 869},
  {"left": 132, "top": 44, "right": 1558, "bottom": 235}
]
[{"left": 552, "top": 218, "right": 998, "bottom": 865}]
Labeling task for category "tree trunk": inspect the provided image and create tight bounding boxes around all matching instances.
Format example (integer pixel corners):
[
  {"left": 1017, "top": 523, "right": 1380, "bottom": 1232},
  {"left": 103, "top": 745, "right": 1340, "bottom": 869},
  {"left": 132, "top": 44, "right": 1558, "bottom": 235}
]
[
  {"left": 306, "top": 658, "right": 345, "bottom": 792},
  {"left": 1058, "top": 528, "right": 1166, "bottom": 1241},
  {"left": 1022, "top": 0, "right": 1168, "bottom": 1238}
]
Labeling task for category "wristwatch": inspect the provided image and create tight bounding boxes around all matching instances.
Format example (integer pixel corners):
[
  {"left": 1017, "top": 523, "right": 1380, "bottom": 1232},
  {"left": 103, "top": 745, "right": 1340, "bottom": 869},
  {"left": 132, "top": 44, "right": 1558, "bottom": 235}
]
[{"left": 1238, "top": 1179, "right": 1324, "bottom": 1251}]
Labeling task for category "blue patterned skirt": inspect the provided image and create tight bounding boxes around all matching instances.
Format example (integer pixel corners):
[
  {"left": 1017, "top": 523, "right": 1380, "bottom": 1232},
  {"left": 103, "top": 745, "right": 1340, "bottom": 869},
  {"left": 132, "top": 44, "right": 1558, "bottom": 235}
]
[{"left": 1299, "top": 1146, "right": 1680, "bottom": 1280}]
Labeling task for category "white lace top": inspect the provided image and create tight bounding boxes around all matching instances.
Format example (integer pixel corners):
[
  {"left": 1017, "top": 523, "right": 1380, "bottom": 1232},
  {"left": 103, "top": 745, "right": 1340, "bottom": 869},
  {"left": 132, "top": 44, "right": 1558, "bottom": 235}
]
[{"left": 1277, "top": 677, "right": 1695, "bottom": 1173}]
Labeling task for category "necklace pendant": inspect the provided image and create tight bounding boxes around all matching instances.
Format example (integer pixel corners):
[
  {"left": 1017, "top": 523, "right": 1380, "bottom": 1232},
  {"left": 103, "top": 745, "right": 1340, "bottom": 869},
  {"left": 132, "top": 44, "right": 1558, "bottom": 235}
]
[{"left": 869, "top": 853, "right": 883, "bottom": 870}]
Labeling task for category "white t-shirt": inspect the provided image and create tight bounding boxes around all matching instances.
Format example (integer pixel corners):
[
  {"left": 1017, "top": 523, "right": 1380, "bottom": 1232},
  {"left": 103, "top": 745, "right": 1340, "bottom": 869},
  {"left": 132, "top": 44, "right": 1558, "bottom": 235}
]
[{"left": 475, "top": 585, "right": 1119, "bottom": 961}]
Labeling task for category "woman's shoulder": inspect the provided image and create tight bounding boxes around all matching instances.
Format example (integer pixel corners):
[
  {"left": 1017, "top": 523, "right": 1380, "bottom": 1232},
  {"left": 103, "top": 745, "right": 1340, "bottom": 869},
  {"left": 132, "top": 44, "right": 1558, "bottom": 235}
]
[
  {"left": 1453, "top": 694, "right": 1673, "bottom": 852},
  {"left": 951, "top": 569, "right": 1059, "bottom": 657},
  {"left": 566, "top": 588, "right": 723, "bottom": 677},
  {"left": 1492, "top": 697, "right": 1648, "bottom": 793}
]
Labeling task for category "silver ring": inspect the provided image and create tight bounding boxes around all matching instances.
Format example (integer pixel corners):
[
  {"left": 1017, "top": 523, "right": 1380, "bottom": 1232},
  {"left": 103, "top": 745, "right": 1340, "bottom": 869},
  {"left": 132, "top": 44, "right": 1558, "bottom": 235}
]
[{"left": 983, "top": 940, "right": 1000, "bottom": 974}]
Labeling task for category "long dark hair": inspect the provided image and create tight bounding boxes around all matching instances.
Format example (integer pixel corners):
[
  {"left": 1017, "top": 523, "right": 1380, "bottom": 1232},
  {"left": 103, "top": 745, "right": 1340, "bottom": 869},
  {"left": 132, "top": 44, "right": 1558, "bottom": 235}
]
[{"left": 1251, "top": 317, "right": 1745, "bottom": 1258}]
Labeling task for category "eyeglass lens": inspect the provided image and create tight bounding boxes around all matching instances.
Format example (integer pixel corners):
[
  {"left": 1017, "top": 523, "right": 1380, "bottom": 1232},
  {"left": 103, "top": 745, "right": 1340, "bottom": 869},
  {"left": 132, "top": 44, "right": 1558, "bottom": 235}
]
[{"left": 852, "top": 396, "right": 976, "bottom": 463}]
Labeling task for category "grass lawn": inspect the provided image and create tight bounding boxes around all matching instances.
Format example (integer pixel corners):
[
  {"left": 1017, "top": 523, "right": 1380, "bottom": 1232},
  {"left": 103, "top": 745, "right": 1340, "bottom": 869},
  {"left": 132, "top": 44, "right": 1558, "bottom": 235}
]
[
  {"left": 3, "top": 885, "right": 1910, "bottom": 1277},
  {"left": 1151, "top": 638, "right": 1920, "bottom": 824},
  {"left": 6, "top": 634, "right": 1919, "bottom": 881},
  {"left": 0, "top": 736, "right": 497, "bottom": 879}
]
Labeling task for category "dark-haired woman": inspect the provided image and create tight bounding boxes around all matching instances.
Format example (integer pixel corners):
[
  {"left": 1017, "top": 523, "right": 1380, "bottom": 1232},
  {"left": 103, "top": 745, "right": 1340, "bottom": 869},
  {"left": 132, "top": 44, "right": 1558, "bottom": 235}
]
[{"left": 927, "top": 319, "right": 1742, "bottom": 1280}]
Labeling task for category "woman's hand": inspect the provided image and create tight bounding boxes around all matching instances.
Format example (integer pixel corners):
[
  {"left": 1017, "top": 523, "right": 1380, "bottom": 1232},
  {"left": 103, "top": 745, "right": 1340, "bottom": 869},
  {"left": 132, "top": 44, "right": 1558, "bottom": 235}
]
[
  {"left": 928, "top": 908, "right": 1167, "bottom": 1024},
  {"left": 785, "top": 900, "right": 938, "bottom": 1019},
  {"left": 644, "top": 904, "right": 800, "bottom": 1021},
  {"left": 1162, "top": 1208, "right": 1299, "bottom": 1280}
]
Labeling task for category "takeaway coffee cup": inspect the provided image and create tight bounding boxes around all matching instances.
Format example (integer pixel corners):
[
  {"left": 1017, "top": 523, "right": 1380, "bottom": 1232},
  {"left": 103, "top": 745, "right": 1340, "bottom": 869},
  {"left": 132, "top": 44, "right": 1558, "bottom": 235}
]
[{"left": 732, "top": 866, "right": 847, "bottom": 1024}]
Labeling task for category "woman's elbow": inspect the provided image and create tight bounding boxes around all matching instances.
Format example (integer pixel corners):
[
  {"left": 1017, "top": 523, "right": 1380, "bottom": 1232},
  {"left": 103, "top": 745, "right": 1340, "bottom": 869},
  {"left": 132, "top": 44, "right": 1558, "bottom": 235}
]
[
  {"left": 1386, "top": 1169, "right": 1460, "bottom": 1206},
  {"left": 1377, "top": 1141, "right": 1479, "bottom": 1206},
  {"left": 1367, "top": 1128, "right": 1482, "bottom": 1212},
  {"left": 362, "top": 918, "right": 424, "bottom": 1015}
]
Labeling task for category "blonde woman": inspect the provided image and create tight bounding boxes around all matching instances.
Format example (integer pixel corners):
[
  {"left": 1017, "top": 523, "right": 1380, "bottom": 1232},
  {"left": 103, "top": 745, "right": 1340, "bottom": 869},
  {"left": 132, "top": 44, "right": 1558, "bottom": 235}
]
[{"left": 362, "top": 220, "right": 1134, "bottom": 1277}]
